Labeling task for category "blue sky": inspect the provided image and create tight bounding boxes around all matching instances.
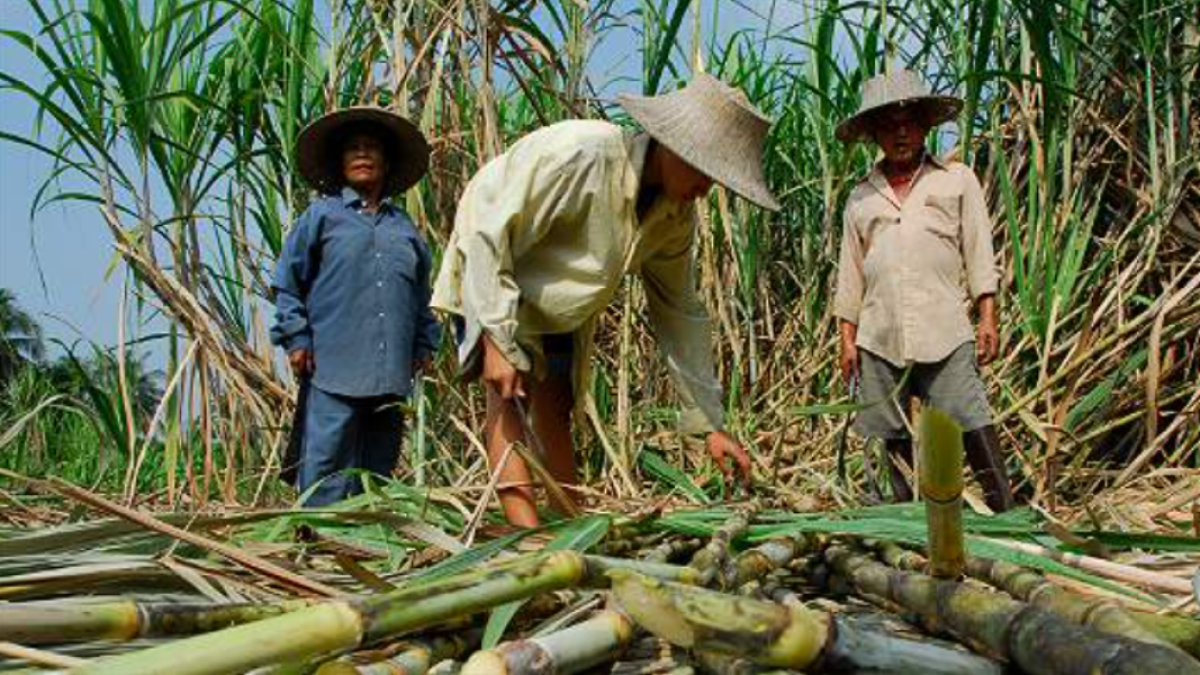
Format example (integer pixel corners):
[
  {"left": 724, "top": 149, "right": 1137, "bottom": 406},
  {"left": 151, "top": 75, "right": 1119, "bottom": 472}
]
[
  {"left": 1, "top": 1, "right": 127, "bottom": 354},
  {"left": 0, "top": 0, "right": 807, "bottom": 361}
]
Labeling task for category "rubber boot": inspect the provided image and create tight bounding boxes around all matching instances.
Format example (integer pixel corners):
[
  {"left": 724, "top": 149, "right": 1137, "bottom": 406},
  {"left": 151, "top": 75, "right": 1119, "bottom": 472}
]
[
  {"left": 884, "top": 438, "right": 915, "bottom": 502},
  {"left": 963, "top": 425, "right": 1016, "bottom": 512}
]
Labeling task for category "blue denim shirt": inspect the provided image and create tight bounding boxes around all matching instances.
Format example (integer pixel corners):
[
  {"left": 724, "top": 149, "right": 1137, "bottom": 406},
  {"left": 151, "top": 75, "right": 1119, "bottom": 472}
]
[{"left": 271, "top": 188, "right": 440, "bottom": 398}]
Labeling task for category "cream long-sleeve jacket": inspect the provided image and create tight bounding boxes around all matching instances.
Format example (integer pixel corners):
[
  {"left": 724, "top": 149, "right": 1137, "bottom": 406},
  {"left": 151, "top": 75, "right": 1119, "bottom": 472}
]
[{"left": 431, "top": 120, "right": 724, "bottom": 434}]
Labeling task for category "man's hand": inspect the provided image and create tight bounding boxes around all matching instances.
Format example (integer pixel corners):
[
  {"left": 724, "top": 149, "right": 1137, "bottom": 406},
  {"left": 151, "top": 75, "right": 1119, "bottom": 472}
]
[
  {"left": 288, "top": 349, "right": 314, "bottom": 377},
  {"left": 482, "top": 335, "right": 525, "bottom": 399},
  {"left": 839, "top": 320, "right": 860, "bottom": 383},
  {"left": 706, "top": 431, "right": 752, "bottom": 486},
  {"left": 976, "top": 295, "right": 999, "bottom": 366}
]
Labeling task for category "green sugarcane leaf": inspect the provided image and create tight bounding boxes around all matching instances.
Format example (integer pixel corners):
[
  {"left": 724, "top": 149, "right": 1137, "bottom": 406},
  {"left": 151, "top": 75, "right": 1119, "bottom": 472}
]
[
  {"left": 482, "top": 515, "right": 611, "bottom": 647},
  {"left": 641, "top": 451, "right": 711, "bottom": 504}
]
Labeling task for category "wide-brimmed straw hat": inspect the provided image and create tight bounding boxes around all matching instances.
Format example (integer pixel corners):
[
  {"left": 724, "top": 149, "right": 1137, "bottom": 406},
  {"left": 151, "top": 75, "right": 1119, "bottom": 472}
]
[
  {"left": 836, "top": 69, "right": 963, "bottom": 144},
  {"left": 296, "top": 106, "right": 430, "bottom": 195},
  {"left": 618, "top": 74, "right": 780, "bottom": 212}
]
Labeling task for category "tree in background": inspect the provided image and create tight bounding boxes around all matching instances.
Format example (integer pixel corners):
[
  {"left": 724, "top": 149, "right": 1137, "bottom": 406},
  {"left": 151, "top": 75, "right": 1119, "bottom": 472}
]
[{"left": 0, "top": 288, "right": 45, "bottom": 385}]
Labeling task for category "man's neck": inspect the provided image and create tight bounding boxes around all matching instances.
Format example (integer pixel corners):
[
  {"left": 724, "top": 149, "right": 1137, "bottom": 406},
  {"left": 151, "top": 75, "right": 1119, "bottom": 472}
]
[
  {"left": 350, "top": 183, "right": 385, "bottom": 212},
  {"left": 881, "top": 152, "right": 924, "bottom": 178}
]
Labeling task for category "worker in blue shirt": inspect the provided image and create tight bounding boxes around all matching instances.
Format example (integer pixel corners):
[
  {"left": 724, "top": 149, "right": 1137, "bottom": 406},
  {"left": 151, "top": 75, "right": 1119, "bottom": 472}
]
[{"left": 272, "top": 107, "right": 440, "bottom": 506}]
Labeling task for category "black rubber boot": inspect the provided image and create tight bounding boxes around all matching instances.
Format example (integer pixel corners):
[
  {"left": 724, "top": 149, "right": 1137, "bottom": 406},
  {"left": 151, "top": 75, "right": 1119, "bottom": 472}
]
[
  {"left": 884, "top": 438, "right": 915, "bottom": 502},
  {"left": 963, "top": 425, "right": 1016, "bottom": 512}
]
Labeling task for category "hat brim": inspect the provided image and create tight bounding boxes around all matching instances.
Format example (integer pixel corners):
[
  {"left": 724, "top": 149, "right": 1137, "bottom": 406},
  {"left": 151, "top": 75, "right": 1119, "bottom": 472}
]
[
  {"left": 296, "top": 107, "right": 431, "bottom": 195},
  {"left": 835, "top": 95, "right": 963, "bottom": 144},
  {"left": 618, "top": 94, "right": 781, "bottom": 212}
]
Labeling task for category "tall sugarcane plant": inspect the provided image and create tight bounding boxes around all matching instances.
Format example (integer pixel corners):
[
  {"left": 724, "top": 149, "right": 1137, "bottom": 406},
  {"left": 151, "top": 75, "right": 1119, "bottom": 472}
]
[{"left": 1, "top": 0, "right": 1197, "bottom": 525}]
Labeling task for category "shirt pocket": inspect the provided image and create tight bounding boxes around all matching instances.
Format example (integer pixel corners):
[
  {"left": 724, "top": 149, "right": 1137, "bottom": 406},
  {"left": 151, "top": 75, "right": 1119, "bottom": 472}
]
[
  {"left": 923, "top": 193, "right": 961, "bottom": 241},
  {"left": 391, "top": 239, "right": 420, "bottom": 285}
]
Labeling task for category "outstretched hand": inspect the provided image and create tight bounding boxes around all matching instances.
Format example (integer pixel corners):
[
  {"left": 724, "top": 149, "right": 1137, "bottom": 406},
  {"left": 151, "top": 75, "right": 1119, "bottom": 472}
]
[{"left": 706, "top": 431, "right": 753, "bottom": 487}]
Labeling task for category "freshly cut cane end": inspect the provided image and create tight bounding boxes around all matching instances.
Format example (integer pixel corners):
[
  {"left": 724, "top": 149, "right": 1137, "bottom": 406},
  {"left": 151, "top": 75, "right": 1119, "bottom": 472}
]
[{"left": 461, "top": 650, "right": 510, "bottom": 675}]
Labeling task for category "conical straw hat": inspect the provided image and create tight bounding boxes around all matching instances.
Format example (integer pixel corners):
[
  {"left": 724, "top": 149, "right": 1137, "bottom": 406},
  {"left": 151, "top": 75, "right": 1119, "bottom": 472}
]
[
  {"left": 296, "top": 106, "right": 430, "bottom": 195},
  {"left": 836, "top": 69, "right": 963, "bottom": 143},
  {"left": 618, "top": 74, "right": 780, "bottom": 212}
]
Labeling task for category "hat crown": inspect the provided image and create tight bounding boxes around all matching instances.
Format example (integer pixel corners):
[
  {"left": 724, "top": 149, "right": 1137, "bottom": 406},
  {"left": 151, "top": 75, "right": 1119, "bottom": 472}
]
[
  {"left": 834, "top": 68, "right": 963, "bottom": 143},
  {"left": 860, "top": 69, "right": 933, "bottom": 110},
  {"left": 617, "top": 74, "right": 780, "bottom": 211}
]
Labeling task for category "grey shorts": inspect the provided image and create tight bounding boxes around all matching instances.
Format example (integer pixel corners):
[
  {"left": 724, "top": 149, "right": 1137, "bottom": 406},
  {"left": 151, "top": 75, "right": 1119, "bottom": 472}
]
[{"left": 853, "top": 343, "right": 992, "bottom": 439}]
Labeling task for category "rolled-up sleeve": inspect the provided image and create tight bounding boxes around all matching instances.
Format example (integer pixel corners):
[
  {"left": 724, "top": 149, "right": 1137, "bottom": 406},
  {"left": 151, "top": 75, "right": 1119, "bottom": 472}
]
[
  {"left": 833, "top": 200, "right": 865, "bottom": 324},
  {"left": 271, "top": 208, "right": 320, "bottom": 352},
  {"left": 641, "top": 216, "right": 725, "bottom": 435},
  {"left": 960, "top": 168, "right": 999, "bottom": 300},
  {"left": 455, "top": 145, "right": 611, "bottom": 371}
]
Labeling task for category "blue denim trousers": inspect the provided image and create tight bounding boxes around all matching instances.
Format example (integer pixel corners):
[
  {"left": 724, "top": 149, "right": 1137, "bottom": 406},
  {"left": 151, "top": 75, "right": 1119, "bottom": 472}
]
[{"left": 298, "top": 386, "right": 405, "bottom": 506}]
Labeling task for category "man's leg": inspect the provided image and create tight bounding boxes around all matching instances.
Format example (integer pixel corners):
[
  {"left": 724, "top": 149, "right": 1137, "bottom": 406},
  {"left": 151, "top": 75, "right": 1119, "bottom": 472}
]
[
  {"left": 963, "top": 426, "right": 1016, "bottom": 512},
  {"left": 485, "top": 385, "right": 540, "bottom": 528},
  {"left": 854, "top": 349, "right": 914, "bottom": 502},
  {"left": 360, "top": 396, "right": 405, "bottom": 490},
  {"left": 299, "top": 387, "right": 361, "bottom": 507},
  {"left": 924, "top": 343, "right": 1016, "bottom": 512},
  {"left": 529, "top": 369, "right": 576, "bottom": 515}
]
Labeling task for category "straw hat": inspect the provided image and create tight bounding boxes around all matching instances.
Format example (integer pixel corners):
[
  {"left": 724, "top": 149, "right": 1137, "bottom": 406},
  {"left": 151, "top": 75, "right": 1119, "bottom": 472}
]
[
  {"left": 618, "top": 74, "right": 780, "bottom": 212},
  {"left": 296, "top": 106, "right": 430, "bottom": 195},
  {"left": 836, "top": 69, "right": 963, "bottom": 143}
]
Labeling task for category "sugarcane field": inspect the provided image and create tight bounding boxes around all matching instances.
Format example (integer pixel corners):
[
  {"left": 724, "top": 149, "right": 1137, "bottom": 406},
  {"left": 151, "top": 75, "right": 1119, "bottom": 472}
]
[{"left": 1, "top": 0, "right": 1198, "bottom": 673}]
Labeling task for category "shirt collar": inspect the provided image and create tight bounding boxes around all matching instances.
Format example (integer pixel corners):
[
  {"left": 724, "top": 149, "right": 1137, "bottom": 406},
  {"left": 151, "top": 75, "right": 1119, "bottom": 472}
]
[
  {"left": 340, "top": 186, "right": 392, "bottom": 211},
  {"left": 627, "top": 132, "right": 652, "bottom": 188},
  {"left": 866, "top": 151, "right": 947, "bottom": 206}
]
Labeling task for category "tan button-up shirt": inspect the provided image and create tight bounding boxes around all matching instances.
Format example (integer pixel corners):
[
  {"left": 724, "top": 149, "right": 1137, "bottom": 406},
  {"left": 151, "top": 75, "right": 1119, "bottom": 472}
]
[
  {"left": 834, "top": 155, "right": 999, "bottom": 367},
  {"left": 432, "top": 120, "right": 724, "bottom": 433}
]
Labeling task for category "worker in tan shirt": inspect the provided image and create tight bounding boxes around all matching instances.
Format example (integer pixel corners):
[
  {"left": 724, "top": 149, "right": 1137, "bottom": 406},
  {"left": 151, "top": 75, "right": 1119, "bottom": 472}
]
[
  {"left": 833, "top": 69, "right": 1016, "bottom": 512},
  {"left": 433, "top": 75, "right": 780, "bottom": 527}
]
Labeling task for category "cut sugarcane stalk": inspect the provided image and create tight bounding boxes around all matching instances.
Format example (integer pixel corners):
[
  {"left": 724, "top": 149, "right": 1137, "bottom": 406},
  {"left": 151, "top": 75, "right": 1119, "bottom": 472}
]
[
  {"left": 966, "top": 556, "right": 1181, "bottom": 649},
  {"left": 609, "top": 570, "right": 831, "bottom": 669},
  {"left": 919, "top": 409, "right": 966, "bottom": 579},
  {"left": 0, "top": 598, "right": 312, "bottom": 645},
  {"left": 461, "top": 610, "right": 634, "bottom": 674},
  {"left": 582, "top": 555, "right": 699, "bottom": 587},
  {"left": 876, "top": 540, "right": 1192, "bottom": 654},
  {"left": 725, "top": 537, "right": 813, "bottom": 589},
  {"left": 642, "top": 538, "right": 702, "bottom": 564},
  {"left": 1131, "top": 613, "right": 1200, "bottom": 658},
  {"left": 689, "top": 510, "right": 753, "bottom": 588},
  {"left": 310, "top": 633, "right": 477, "bottom": 675},
  {"left": 825, "top": 545, "right": 1200, "bottom": 675},
  {"left": 696, "top": 613, "right": 1005, "bottom": 675},
  {"left": 65, "top": 551, "right": 586, "bottom": 675}
]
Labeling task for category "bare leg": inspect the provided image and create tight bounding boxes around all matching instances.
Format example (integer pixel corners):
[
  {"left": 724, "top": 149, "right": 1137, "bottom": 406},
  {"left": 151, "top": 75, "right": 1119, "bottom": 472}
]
[
  {"left": 529, "top": 370, "right": 576, "bottom": 514},
  {"left": 485, "top": 385, "right": 539, "bottom": 528}
]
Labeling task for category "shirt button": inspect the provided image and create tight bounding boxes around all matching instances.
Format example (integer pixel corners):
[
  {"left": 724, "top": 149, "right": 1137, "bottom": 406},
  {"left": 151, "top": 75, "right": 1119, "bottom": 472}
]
[
  {"left": 376, "top": 253, "right": 381, "bottom": 259},
  {"left": 377, "top": 281, "right": 383, "bottom": 287}
]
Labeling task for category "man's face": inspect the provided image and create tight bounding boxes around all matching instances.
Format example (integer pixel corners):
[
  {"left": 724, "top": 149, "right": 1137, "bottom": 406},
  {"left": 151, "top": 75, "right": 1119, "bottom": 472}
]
[
  {"left": 660, "top": 145, "right": 715, "bottom": 203},
  {"left": 341, "top": 131, "right": 388, "bottom": 192},
  {"left": 870, "top": 106, "right": 933, "bottom": 166}
]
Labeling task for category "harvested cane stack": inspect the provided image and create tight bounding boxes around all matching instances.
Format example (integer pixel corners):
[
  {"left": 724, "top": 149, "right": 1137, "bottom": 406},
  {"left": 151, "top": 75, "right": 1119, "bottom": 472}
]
[{"left": 1, "top": 412, "right": 1198, "bottom": 674}]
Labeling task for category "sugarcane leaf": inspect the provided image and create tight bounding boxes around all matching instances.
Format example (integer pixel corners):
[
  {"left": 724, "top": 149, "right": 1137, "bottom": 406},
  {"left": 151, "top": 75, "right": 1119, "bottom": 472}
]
[
  {"left": 482, "top": 515, "right": 611, "bottom": 647},
  {"left": 641, "top": 451, "right": 711, "bottom": 504}
]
